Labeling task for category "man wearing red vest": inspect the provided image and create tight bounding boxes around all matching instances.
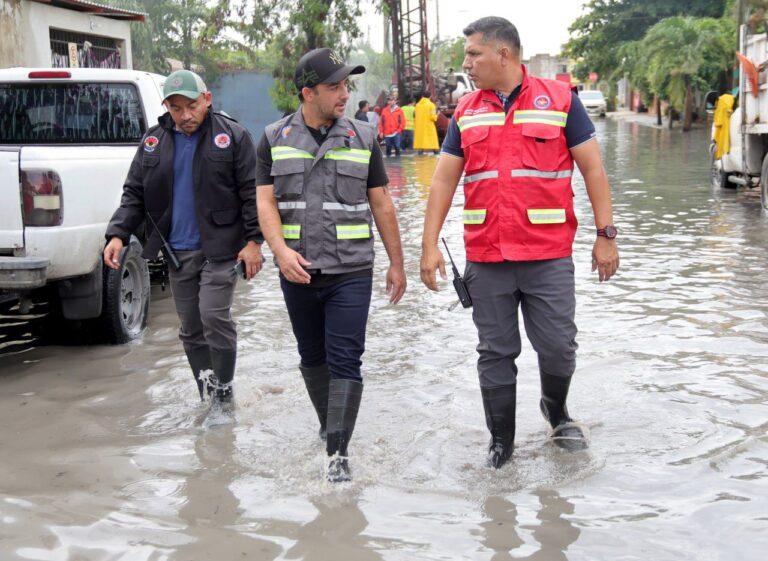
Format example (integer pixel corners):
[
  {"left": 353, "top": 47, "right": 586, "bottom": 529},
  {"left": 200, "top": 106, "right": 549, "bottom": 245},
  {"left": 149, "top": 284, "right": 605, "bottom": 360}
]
[{"left": 420, "top": 17, "right": 619, "bottom": 468}]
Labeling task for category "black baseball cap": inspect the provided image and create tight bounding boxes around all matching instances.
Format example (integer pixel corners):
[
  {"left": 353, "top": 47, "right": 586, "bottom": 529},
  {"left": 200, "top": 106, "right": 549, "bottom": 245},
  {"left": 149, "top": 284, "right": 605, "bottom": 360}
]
[{"left": 294, "top": 48, "right": 365, "bottom": 90}]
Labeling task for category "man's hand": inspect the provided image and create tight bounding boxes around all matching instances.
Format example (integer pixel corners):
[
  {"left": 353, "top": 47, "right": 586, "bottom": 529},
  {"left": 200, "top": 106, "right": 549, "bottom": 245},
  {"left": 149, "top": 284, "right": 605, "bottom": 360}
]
[
  {"left": 386, "top": 264, "right": 407, "bottom": 304},
  {"left": 592, "top": 238, "right": 619, "bottom": 282},
  {"left": 236, "top": 241, "right": 264, "bottom": 281},
  {"left": 420, "top": 244, "right": 447, "bottom": 291},
  {"left": 103, "top": 237, "right": 124, "bottom": 270},
  {"left": 275, "top": 246, "right": 312, "bottom": 284}
]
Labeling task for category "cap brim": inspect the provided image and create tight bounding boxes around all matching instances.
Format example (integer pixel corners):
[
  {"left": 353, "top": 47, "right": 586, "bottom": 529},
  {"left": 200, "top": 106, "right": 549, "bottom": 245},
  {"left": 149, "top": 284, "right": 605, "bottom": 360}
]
[
  {"left": 163, "top": 90, "right": 203, "bottom": 101},
  {"left": 322, "top": 64, "right": 366, "bottom": 85}
]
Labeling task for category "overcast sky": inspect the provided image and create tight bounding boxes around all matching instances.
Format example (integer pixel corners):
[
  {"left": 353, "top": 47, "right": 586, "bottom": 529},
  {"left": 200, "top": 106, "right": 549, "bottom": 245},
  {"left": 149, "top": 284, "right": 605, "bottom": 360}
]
[{"left": 361, "top": 0, "right": 589, "bottom": 57}]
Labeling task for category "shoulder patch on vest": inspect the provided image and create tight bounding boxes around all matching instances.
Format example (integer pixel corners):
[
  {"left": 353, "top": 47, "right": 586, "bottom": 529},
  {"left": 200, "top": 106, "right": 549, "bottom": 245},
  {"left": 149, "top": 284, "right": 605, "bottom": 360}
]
[{"left": 533, "top": 95, "right": 552, "bottom": 109}]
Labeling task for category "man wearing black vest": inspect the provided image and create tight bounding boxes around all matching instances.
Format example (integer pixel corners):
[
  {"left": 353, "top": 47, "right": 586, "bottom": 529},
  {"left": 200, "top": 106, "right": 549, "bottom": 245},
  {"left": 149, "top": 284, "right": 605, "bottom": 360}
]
[{"left": 256, "top": 49, "right": 406, "bottom": 482}]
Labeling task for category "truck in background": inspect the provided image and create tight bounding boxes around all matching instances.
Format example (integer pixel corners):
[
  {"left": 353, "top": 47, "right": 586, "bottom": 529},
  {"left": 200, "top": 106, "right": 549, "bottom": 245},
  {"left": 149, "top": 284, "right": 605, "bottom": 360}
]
[
  {"left": 710, "top": 25, "right": 768, "bottom": 210},
  {"left": 0, "top": 68, "right": 166, "bottom": 343}
]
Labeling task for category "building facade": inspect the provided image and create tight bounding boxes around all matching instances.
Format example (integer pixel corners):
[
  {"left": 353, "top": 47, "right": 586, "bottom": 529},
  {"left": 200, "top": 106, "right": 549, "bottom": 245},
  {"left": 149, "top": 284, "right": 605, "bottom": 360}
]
[{"left": 0, "top": 0, "right": 144, "bottom": 69}]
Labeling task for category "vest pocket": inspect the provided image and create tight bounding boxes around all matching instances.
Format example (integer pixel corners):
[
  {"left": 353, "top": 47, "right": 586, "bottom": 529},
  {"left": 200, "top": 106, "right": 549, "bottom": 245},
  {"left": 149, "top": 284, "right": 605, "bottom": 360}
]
[
  {"left": 272, "top": 158, "right": 305, "bottom": 197},
  {"left": 520, "top": 123, "right": 562, "bottom": 171},
  {"left": 460, "top": 126, "right": 489, "bottom": 170},
  {"left": 335, "top": 161, "right": 369, "bottom": 203},
  {"left": 335, "top": 222, "right": 373, "bottom": 265}
]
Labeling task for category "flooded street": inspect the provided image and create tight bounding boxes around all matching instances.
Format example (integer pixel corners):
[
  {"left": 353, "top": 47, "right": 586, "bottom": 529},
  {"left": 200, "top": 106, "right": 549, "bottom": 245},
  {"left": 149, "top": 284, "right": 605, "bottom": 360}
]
[{"left": 1, "top": 118, "right": 766, "bottom": 560}]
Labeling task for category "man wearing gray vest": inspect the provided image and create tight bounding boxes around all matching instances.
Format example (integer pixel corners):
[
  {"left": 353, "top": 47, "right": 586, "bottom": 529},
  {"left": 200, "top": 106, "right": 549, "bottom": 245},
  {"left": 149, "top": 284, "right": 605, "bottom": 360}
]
[{"left": 256, "top": 48, "right": 406, "bottom": 483}]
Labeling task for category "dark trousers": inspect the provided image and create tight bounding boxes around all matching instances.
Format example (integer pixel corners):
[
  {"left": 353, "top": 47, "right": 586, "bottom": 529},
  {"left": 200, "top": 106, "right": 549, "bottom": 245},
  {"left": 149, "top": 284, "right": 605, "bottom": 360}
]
[
  {"left": 280, "top": 275, "right": 373, "bottom": 381},
  {"left": 402, "top": 129, "right": 414, "bottom": 150},
  {"left": 384, "top": 133, "right": 401, "bottom": 156},
  {"left": 464, "top": 257, "right": 578, "bottom": 388},
  {"left": 169, "top": 250, "right": 238, "bottom": 352}
]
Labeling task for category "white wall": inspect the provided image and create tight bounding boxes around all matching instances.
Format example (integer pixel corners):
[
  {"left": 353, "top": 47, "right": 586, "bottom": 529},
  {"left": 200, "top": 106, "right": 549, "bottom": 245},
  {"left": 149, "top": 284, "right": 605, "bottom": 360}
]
[
  {"left": 0, "top": 0, "right": 24, "bottom": 68},
  {"left": 18, "top": 1, "right": 133, "bottom": 69}
]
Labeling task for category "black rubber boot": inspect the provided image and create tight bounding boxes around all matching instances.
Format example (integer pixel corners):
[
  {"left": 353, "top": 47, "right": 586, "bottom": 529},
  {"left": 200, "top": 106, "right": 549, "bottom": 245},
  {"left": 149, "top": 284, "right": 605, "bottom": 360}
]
[
  {"left": 325, "top": 379, "right": 363, "bottom": 483},
  {"left": 539, "top": 373, "right": 588, "bottom": 451},
  {"left": 480, "top": 385, "right": 517, "bottom": 469},
  {"left": 184, "top": 345, "right": 212, "bottom": 401},
  {"left": 299, "top": 364, "right": 330, "bottom": 440},
  {"left": 210, "top": 349, "right": 236, "bottom": 405}
]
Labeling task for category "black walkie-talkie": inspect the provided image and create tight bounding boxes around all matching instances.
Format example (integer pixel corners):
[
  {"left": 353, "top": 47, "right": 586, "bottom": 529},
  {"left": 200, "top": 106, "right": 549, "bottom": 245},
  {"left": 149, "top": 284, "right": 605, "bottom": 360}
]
[
  {"left": 146, "top": 213, "right": 182, "bottom": 271},
  {"left": 441, "top": 237, "right": 472, "bottom": 308}
]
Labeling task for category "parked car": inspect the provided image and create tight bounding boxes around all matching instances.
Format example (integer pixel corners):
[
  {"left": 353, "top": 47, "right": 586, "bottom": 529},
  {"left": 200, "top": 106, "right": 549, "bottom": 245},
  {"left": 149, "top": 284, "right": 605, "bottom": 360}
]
[
  {"left": 579, "top": 89, "right": 607, "bottom": 117},
  {"left": 0, "top": 68, "right": 167, "bottom": 343}
]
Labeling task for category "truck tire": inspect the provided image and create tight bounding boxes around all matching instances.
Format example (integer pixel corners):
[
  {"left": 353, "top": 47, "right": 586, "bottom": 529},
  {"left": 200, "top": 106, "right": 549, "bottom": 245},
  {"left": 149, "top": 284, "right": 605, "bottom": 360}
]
[
  {"left": 101, "top": 237, "right": 150, "bottom": 344},
  {"left": 762, "top": 154, "right": 768, "bottom": 211}
]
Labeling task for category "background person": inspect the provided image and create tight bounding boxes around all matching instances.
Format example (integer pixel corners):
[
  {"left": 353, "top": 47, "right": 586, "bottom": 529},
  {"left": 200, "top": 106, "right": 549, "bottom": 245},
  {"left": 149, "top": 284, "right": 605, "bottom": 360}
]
[
  {"left": 255, "top": 48, "right": 406, "bottom": 483},
  {"left": 378, "top": 95, "right": 405, "bottom": 157},
  {"left": 420, "top": 17, "right": 619, "bottom": 468},
  {"left": 104, "top": 69, "right": 263, "bottom": 415},
  {"left": 414, "top": 91, "right": 440, "bottom": 155},
  {"left": 355, "top": 100, "right": 369, "bottom": 122},
  {"left": 401, "top": 95, "right": 415, "bottom": 151}
]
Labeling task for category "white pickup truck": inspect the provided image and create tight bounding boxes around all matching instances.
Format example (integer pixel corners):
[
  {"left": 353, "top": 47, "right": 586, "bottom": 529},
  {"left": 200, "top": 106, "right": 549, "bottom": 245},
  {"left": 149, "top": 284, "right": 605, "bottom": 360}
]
[
  {"left": 710, "top": 24, "right": 768, "bottom": 210},
  {"left": 0, "top": 67, "right": 166, "bottom": 343}
]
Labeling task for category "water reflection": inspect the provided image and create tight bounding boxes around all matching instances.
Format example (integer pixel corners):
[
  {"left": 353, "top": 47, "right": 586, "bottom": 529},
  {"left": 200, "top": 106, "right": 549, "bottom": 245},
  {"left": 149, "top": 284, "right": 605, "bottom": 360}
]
[
  {"left": 481, "top": 490, "right": 579, "bottom": 561},
  {"left": 174, "top": 426, "right": 281, "bottom": 559}
]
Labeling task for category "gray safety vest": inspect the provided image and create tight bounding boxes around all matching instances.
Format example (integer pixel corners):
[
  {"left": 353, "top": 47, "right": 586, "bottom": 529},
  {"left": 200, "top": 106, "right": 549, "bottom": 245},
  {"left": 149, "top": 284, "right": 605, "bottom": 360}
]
[{"left": 265, "top": 109, "right": 377, "bottom": 274}]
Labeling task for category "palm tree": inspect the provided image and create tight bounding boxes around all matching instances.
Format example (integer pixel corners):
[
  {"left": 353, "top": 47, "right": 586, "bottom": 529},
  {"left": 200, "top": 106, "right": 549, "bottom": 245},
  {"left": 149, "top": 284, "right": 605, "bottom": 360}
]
[{"left": 642, "top": 17, "right": 733, "bottom": 131}]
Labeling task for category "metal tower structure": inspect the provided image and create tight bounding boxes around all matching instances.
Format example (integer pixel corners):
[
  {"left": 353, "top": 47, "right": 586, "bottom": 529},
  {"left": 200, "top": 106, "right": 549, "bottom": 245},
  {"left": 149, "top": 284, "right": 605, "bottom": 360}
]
[{"left": 389, "top": 0, "right": 435, "bottom": 101}]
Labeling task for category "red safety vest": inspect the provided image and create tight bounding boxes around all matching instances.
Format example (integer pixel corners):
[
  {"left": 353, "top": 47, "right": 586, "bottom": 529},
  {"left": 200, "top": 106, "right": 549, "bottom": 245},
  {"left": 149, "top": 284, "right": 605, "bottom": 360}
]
[{"left": 455, "top": 67, "right": 577, "bottom": 262}]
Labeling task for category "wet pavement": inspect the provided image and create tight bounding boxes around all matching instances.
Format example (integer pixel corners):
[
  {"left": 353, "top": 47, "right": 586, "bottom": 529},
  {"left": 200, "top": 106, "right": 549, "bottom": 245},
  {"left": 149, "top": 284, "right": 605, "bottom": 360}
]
[{"left": 1, "top": 118, "right": 767, "bottom": 560}]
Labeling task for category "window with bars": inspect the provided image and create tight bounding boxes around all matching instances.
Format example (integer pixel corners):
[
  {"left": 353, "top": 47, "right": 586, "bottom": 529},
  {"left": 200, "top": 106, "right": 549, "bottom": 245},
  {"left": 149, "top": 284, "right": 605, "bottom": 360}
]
[{"left": 49, "top": 29, "right": 122, "bottom": 69}]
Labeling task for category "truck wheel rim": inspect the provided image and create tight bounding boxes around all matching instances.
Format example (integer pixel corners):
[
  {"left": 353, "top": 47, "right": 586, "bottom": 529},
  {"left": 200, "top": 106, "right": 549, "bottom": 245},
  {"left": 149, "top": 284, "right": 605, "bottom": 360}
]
[{"left": 120, "top": 260, "right": 144, "bottom": 333}]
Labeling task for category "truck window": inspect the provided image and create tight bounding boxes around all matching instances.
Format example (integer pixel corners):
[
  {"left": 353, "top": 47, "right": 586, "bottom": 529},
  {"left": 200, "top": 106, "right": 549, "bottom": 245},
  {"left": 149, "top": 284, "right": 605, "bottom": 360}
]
[{"left": 0, "top": 82, "right": 146, "bottom": 144}]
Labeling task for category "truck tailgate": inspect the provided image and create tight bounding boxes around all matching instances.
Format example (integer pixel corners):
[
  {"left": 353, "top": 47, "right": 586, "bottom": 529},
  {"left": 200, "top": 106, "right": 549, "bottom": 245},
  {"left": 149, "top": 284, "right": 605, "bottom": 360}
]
[{"left": 0, "top": 147, "right": 23, "bottom": 250}]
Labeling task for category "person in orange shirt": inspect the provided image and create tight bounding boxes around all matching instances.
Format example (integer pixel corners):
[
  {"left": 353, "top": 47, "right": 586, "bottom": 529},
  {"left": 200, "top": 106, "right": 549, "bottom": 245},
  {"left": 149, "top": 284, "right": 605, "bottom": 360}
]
[{"left": 378, "top": 95, "right": 405, "bottom": 157}]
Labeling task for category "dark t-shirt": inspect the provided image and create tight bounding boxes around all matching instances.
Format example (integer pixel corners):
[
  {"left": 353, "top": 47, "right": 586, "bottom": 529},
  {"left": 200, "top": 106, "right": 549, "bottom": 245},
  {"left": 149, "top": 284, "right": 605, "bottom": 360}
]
[
  {"left": 441, "top": 89, "right": 596, "bottom": 158},
  {"left": 255, "top": 120, "right": 389, "bottom": 287}
]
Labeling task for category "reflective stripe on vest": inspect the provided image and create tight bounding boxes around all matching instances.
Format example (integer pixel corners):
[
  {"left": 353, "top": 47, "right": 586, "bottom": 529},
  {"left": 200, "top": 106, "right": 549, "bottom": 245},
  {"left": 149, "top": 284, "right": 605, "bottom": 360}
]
[
  {"left": 323, "top": 202, "right": 369, "bottom": 212},
  {"left": 457, "top": 112, "right": 506, "bottom": 132},
  {"left": 511, "top": 169, "right": 573, "bottom": 179},
  {"left": 527, "top": 209, "right": 566, "bottom": 224},
  {"left": 272, "top": 146, "right": 314, "bottom": 160},
  {"left": 463, "top": 209, "right": 486, "bottom": 225},
  {"left": 324, "top": 148, "right": 371, "bottom": 163},
  {"left": 282, "top": 224, "right": 301, "bottom": 239},
  {"left": 278, "top": 201, "right": 307, "bottom": 209},
  {"left": 464, "top": 170, "right": 499, "bottom": 184},
  {"left": 336, "top": 224, "right": 371, "bottom": 239},
  {"left": 512, "top": 110, "right": 567, "bottom": 127}
]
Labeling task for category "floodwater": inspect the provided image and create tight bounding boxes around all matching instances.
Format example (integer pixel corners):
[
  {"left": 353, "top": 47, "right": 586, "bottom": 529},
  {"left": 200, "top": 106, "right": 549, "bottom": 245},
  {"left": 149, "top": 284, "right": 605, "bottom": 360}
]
[{"left": 1, "top": 118, "right": 767, "bottom": 560}]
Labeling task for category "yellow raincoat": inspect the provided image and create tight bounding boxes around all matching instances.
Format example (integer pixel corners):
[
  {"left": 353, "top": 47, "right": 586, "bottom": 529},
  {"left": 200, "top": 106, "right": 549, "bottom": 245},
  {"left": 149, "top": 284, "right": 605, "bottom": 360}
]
[
  {"left": 713, "top": 93, "right": 734, "bottom": 160},
  {"left": 414, "top": 97, "right": 439, "bottom": 150}
]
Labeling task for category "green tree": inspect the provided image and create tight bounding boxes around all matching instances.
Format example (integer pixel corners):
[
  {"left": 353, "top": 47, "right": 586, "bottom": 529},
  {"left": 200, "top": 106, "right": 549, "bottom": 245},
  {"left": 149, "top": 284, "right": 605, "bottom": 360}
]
[
  {"left": 641, "top": 16, "right": 733, "bottom": 130},
  {"left": 240, "top": 0, "right": 365, "bottom": 112},
  {"left": 566, "top": 0, "right": 727, "bottom": 83},
  {"left": 430, "top": 37, "right": 465, "bottom": 74}
]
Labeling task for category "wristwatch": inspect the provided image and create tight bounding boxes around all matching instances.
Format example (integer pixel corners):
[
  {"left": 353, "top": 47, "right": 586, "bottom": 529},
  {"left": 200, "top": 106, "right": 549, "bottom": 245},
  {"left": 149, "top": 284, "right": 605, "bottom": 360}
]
[{"left": 596, "top": 225, "right": 618, "bottom": 239}]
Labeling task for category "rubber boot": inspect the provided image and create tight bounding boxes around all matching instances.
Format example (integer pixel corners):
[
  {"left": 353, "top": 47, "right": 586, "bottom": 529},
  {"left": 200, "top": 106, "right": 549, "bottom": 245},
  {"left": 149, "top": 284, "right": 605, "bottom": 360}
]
[
  {"left": 480, "top": 385, "right": 516, "bottom": 469},
  {"left": 539, "top": 373, "right": 588, "bottom": 451},
  {"left": 299, "top": 364, "right": 330, "bottom": 441},
  {"left": 184, "top": 345, "right": 212, "bottom": 401},
  {"left": 325, "top": 379, "right": 363, "bottom": 483},
  {"left": 210, "top": 349, "right": 236, "bottom": 407}
]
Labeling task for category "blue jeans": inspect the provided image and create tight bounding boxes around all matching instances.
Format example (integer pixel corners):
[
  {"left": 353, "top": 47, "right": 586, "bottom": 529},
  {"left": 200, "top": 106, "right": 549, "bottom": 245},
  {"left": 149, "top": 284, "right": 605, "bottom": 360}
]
[
  {"left": 280, "top": 275, "right": 373, "bottom": 381},
  {"left": 402, "top": 129, "right": 413, "bottom": 150},
  {"left": 384, "top": 133, "right": 401, "bottom": 157}
]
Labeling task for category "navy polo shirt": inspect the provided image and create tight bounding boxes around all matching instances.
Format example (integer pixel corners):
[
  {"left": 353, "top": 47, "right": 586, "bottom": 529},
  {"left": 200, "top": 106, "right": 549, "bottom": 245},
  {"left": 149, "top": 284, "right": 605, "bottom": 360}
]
[
  {"left": 441, "top": 90, "right": 596, "bottom": 158},
  {"left": 168, "top": 129, "right": 202, "bottom": 251}
]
